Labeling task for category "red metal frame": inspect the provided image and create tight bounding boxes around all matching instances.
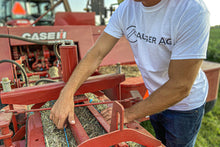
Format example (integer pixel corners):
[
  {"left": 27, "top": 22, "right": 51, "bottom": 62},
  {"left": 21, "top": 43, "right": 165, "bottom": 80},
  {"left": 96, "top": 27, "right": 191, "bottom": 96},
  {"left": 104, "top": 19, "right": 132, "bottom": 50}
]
[
  {"left": 78, "top": 102, "right": 162, "bottom": 147},
  {"left": 54, "top": 12, "right": 96, "bottom": 26},
  {"left": 1, "top": 74, "right": 125, "bottom": 105},
  {"left": 69, "top": 115, "right": 90, "bottom": 145},
  {"left": 0, "top": 27, "right": 14, "bottom": 81},
  {"left": 0, "top": 112, "right": 14, "bottom": 147},
  {"left": 60, "top": 45, "right": 78, "bottom": 82},
  {"left": 27, "top": 112, "right": 45, "bottom": 147}
]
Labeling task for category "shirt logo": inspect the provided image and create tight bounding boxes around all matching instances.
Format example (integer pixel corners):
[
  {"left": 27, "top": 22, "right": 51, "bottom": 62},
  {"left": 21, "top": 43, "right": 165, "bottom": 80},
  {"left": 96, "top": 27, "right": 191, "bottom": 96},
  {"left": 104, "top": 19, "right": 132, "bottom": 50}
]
[
  {"left": 126, "top": 25, "right": 137, "bottom": 43},
  {"left": 126, "top": 25, "right": 172, "bottom": 45}
]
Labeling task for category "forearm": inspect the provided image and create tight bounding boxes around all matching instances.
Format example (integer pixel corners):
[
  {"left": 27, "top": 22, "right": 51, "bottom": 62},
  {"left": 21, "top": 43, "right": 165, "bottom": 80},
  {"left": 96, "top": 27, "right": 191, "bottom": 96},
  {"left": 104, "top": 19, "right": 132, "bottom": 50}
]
[
  {"left": 125, "top": 80, "right": 190, "bottom": 123},
  {"left": 124, "top": 59, "right": 203, "bottom": 123},
  {"left": 61, "top": 49, "right": 103, "bottom": 97},
  {"left": 60, "top": 32, "right": 119, "bottom": 99}
]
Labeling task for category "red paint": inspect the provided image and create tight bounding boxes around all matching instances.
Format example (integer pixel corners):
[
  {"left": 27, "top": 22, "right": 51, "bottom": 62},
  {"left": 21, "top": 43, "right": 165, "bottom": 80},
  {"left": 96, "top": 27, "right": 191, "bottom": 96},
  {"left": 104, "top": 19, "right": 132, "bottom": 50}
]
[
  {"left": 1, "top": 74, "right": 124, "bottom": 105},
  {"left": 69, "top": 115, "right": 90, "bottom": 145},
  {"left": 27, "top": 112, "right": 45, "bottom": 147},
  {"left": 120, "top": 76, "right": 147, "bottom": 108},
  {"left": 54, "top": 12, "right": 96, "bottom": 26},
  {"left": 60, "top": 45, "right": 78, "bottom": 82},
  {"left": 0, "top": 27, "right": 14, "bottom": 81},
  {"left": 0, "top": 112, "right": 13, "bottom": 147},
  {"left": 78, "top": 102, "right": 162, "bottom": 147}
]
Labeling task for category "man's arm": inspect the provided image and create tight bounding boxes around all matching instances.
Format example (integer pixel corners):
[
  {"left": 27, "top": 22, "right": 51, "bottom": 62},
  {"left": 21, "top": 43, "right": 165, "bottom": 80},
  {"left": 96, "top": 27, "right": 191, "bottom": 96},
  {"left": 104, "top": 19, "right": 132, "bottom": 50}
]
[
  {"left": 124, "top": 59, "right": 203, "bottom": 123},
  {"left": 50, "top": 32, "right": 119, "bottom": 129}
]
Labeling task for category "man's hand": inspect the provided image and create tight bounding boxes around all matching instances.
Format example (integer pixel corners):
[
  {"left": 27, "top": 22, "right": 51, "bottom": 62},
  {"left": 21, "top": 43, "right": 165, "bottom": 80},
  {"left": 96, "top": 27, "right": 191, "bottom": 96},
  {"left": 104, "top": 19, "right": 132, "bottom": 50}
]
[
  {"left": 50, "top": 91, "right": 75, "bottom": 129},
  {"left": 49, "top": 32, "right": 119, "bottom": 129}
]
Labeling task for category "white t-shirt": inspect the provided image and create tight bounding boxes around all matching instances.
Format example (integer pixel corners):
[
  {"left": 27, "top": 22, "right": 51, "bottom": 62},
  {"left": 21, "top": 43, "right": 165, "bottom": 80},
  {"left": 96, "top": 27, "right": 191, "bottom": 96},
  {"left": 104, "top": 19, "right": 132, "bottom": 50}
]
[{"left": 104, "top": 0, "right": 210, "bottom": 111}]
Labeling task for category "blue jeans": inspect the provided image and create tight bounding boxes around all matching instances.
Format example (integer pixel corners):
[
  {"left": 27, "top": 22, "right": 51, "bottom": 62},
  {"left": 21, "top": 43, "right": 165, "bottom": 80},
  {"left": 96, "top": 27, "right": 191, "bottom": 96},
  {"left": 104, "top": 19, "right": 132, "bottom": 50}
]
[{"left": 150, "top": 104, "right": 204, "bottom": 147}]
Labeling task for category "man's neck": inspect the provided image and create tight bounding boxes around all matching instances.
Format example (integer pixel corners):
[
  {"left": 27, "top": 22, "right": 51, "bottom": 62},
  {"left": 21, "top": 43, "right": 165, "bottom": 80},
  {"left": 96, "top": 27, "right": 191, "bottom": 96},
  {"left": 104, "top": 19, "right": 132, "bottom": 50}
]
[{"left": 142, "top": 0, "right": 161, "bottom": 7}]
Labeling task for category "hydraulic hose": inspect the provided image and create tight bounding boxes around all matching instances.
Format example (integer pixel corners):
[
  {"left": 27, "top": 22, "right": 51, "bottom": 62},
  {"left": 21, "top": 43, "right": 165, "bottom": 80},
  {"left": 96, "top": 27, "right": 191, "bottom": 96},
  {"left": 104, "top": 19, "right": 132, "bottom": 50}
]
[
  {"left": 0, "top": 34, "right": 74, "bottom": 86},
  {"left": 35, "top": 79, "right": 57, "bottom": 85},
  {"left": 0, "top": 59, "right": 29, "bottom": 86},
  {"left": 0, "top": 34, "right": 53, "bottom": 45}
]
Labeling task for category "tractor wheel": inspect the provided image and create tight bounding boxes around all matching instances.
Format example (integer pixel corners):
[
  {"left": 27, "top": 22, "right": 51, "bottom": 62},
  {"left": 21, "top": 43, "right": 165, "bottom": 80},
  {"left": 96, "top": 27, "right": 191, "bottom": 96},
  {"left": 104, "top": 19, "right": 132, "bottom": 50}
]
[{"left": 204, "top": 99, "right": 217, "bottom": 113}]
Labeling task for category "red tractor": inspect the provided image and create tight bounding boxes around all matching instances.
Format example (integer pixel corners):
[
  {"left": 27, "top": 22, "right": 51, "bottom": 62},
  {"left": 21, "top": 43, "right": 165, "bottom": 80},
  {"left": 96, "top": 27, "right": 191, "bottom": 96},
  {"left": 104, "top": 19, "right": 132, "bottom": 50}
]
[{"left": 0, "top": 0, "right": 55, "bottom": 26}]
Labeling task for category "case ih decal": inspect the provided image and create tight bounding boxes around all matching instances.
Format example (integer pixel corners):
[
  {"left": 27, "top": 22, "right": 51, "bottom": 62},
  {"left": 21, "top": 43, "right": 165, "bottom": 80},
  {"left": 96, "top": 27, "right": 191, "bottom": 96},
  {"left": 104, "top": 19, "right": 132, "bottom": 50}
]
[{"left": 22, "top": 30, "right": 67, "bottom": 40}]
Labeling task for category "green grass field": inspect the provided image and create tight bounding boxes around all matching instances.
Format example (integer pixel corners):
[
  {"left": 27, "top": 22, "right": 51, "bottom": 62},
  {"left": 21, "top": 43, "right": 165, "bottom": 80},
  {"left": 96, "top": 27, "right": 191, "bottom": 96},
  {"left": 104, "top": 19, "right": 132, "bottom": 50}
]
[
  {"left": 141, "top": 26, "right": 220, "bottom": 147},
  {"left": 195, "top": 93, "right": 220, "bottom": 147}
]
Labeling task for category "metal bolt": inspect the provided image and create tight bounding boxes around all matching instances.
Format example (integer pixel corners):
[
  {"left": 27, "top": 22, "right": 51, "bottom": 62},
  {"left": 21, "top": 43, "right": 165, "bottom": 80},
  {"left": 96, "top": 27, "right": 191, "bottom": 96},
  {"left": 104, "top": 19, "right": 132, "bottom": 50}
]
[{"left": 1, "top": 77, "right": 12, "bottom": 92}]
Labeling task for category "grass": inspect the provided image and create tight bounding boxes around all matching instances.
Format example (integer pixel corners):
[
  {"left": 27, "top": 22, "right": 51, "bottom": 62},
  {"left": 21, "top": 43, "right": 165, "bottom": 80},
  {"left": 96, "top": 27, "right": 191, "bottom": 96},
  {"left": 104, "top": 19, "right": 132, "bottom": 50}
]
[
  {"left": 140, "top": 88, "right": 220, "bottom": 147},
  {"left": 195, "top": 91, "right": 220, "bottom": 147}
]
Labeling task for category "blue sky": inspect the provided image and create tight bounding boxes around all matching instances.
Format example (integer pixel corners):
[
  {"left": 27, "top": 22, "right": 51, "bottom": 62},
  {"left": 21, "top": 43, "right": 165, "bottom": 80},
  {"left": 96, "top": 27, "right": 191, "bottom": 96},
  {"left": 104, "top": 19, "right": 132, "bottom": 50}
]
[{"left": 56, "top": 0, "right": 220, "bottom": 26}]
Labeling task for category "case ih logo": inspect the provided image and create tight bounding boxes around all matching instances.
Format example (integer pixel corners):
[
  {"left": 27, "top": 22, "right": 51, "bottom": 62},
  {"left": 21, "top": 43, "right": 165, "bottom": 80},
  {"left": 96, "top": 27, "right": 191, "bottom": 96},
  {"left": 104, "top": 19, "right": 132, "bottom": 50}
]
[{"left": 22, "top": 30, "right": 67, "bottom": 40}]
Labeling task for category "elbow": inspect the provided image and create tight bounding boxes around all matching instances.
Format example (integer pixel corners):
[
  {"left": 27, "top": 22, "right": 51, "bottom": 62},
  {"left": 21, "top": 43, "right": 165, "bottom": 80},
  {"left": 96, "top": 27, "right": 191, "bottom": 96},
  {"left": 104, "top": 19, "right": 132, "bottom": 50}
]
[
  {"left": 168, "top": 79, "right": 192, "bottom": 101},
  {"left": 176, "top": 84, "right": 192, "bottom": 100},
  {"left": 180, "top": 85, "right": 191, "bottom": 98}
]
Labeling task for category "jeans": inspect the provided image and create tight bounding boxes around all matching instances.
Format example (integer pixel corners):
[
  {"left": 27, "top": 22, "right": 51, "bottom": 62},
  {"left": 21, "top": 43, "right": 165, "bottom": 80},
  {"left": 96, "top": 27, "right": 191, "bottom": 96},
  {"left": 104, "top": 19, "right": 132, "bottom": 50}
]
[{"left": 150, "top": 104, "right": 205, "bottom": 147}]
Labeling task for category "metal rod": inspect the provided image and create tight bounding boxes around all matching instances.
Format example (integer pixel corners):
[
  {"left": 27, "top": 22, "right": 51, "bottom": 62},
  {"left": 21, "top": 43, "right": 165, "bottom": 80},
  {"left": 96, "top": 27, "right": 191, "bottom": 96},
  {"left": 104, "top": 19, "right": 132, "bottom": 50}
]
[{"left": 0, "top": 97, "right": 141, "bottom": 114}]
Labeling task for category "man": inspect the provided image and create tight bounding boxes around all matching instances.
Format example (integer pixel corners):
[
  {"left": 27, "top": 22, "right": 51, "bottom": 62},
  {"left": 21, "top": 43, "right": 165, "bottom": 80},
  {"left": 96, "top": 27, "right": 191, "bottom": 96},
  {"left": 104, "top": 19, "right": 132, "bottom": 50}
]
[{"left": 50, "top": 0, "right": 210, "bottom": 146}]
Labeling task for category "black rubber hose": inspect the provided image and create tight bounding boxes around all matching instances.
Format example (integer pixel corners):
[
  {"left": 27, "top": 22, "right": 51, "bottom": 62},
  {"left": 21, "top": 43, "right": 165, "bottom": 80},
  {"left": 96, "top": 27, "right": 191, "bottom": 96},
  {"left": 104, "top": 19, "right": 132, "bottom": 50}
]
[
  {"left": 0, "top": 34, "right": 53, "bottom": 45},
  {"left": 35, "top": 79, "right": 57, "bottom": 85},
  {"left": 0, "top": 59, "right": 29, "bottom": 86}
]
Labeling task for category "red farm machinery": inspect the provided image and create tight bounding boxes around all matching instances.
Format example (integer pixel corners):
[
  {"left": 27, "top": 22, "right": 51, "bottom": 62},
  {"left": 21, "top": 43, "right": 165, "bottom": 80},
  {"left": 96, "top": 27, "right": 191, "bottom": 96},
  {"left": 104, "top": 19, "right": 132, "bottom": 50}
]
[{"left": 0, "top": 0, "right": 220, "bottom": 147}]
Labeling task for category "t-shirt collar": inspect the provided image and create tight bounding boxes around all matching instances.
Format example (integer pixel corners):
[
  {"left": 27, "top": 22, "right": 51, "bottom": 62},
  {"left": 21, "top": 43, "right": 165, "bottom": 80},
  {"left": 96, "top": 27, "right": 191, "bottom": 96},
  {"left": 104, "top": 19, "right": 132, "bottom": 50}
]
[{"left": 140, "top": 0, "right": 169, "bottom": 12}]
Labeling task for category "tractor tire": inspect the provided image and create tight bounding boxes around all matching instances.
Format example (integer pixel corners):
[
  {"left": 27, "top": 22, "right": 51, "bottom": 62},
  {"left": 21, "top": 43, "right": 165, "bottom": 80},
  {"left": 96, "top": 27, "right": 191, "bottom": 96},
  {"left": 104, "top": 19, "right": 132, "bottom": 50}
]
[{"left": 204, "top": 99, "right": 217, "bottom": 113}]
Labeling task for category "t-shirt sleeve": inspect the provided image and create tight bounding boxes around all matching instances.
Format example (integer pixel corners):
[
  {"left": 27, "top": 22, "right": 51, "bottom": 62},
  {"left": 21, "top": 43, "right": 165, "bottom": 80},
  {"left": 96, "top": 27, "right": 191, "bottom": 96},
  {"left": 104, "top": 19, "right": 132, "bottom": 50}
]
[
  {"left": 104, "top": 5, "right": 124, "bottom": 39},
  {"left": 171, "top": 11, "right": 210, "bottom": 60}
]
